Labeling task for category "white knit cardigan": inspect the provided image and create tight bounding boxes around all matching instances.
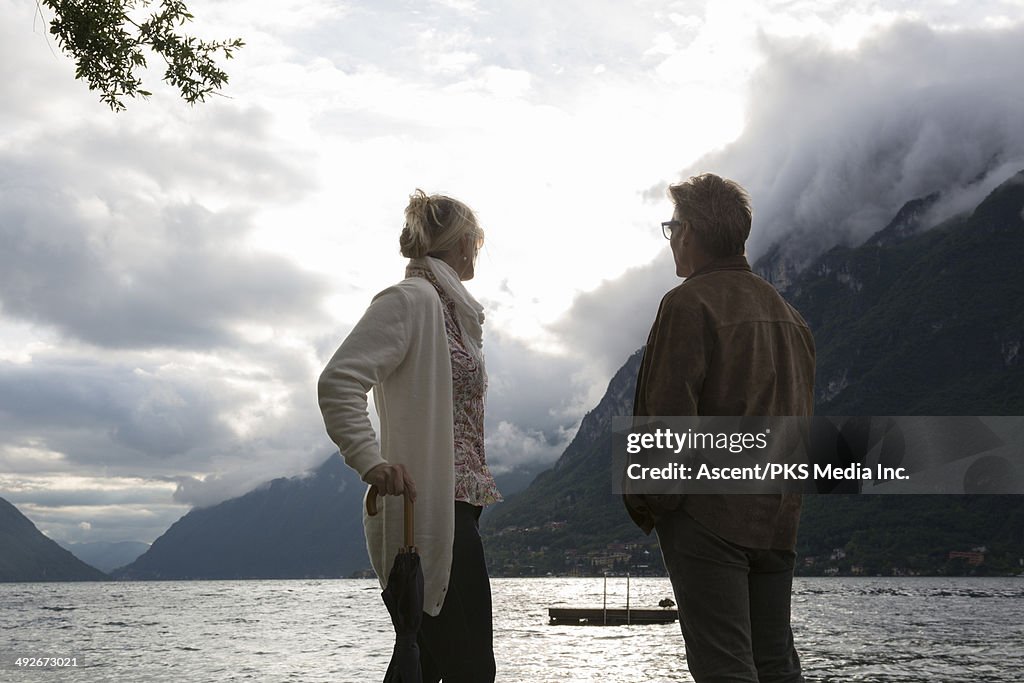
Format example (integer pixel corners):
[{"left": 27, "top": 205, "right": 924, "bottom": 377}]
[{"left": 318, "top": 276, "right": 456, "bottom": 616}]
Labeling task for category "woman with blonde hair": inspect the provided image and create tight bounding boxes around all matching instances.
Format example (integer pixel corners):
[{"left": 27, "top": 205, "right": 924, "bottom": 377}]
[{"left": 318, "top": 189, "right": 501, "bottom": 682}]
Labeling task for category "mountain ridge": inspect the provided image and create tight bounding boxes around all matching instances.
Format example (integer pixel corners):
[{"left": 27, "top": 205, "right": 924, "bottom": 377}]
[
  {"left": 0, "top": 497, "right": 109, "bottom": 582},
  {"left": 114, "top": 454, "right": 368, "bottom": 580}
]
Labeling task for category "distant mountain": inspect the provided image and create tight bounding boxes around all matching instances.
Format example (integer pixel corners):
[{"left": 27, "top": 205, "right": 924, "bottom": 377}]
[
  {"left": 59, "top": 540, "right": 150, "bottom": 574},
  {"left": 791, "top": 169, "right": 1024, "bottom": 414},
  {"left": 0, "top": 498, "right": 108, "bottom": 582},
  {"left": 482, "top": 170, "right": 1024, "bottom": 577},
  {"left": 755, "top": 190, "right": 943, "bottom": 291},
  {"left": 114, "top": 454, "right": 369, "bottom": 580}
]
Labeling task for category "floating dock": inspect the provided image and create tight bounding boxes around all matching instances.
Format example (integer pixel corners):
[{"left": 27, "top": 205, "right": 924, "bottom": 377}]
[
  {"left": 548, "top": 573, "right": 677, "bottom": 626},
  {"left": 548, "top": 607, "right": 677, "bottom": 625}
]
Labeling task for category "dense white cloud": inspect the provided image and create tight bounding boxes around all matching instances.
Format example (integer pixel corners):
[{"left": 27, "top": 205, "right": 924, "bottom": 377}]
[
  {"left": 485, "top": 421, "right": 572, "bottom": 476},
  {"left": 566, "top": 20, "right": 1024, "bottom": 378},
  {"left": 687, "top": 21, "right": 1024, "bottom": 265},
  {"left": 480, "top": 330, "right": 591, "bottom": 473}
]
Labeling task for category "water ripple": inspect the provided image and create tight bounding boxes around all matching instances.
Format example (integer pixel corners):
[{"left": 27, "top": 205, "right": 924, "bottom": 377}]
[{"left": 0, "top": 577, "right": 1021, "bottom": 682}]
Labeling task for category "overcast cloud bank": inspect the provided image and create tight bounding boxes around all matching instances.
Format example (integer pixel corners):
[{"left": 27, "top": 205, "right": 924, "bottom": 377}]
[{"left": 692, "top": 22, "right": 1024, "bottom": 264}]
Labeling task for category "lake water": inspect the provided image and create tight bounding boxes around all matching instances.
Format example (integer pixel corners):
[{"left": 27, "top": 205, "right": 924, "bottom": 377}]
[{"left": 1, "top": 577, "right": 1022, "bottom": 682}]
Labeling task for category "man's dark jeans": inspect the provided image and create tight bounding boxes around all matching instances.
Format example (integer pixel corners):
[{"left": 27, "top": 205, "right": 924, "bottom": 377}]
[{"left": 655, "top": 510, "right": 805, "bottom": 683}]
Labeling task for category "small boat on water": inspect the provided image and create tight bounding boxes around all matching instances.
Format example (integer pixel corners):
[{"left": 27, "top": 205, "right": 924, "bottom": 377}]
[{"left": 547, "top": 573, "right": 678, "bottom": 626}]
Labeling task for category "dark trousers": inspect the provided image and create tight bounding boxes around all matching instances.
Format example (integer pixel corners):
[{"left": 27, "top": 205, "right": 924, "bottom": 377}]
[
  {"left": 418, "top": 502, "right": 495, "bottom": 683},
  {"left": 655, "top": 510, "right": 804, "bottom": 683}
]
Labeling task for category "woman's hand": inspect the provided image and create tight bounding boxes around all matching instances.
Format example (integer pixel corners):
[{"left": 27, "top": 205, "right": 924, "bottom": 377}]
[{"left": 364, "top": 463, "right": 417, "bottom": 502}]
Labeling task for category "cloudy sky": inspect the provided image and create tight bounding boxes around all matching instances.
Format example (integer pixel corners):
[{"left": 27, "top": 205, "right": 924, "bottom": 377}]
[{"left": 2, "top": 0, "right": 1023, "bottom": 545}]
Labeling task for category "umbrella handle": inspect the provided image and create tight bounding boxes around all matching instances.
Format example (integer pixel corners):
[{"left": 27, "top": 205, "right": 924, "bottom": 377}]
[
  {"left": 365, "top": 485, "right": 381, "bottom": 516},
  {"left": 365, "top": 485, "right": 416, "bottom": 550}
]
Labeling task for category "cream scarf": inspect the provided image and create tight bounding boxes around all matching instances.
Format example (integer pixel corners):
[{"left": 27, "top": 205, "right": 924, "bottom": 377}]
[{"left": 406, "top": 256, "right": 485, "bottom": 362}]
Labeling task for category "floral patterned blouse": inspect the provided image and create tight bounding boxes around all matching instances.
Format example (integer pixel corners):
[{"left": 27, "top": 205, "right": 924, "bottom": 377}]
[{"left": 409, "top": 266, "right": 503, "bottom": 507}]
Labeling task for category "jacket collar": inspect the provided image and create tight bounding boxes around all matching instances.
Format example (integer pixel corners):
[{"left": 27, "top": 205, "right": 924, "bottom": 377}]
[{"left": 687, "top": 254, "right": 752, "bottom": 280}]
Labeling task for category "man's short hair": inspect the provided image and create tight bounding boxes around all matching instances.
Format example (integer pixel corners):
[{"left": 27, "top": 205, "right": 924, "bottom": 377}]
[{"left": 668, "top": 173, "right": 752, "bottom": 258}]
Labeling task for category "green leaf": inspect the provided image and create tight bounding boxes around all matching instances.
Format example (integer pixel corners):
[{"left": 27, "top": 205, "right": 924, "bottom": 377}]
[{"left": 40, "top": 0, "right": 243, "bottom": 111}]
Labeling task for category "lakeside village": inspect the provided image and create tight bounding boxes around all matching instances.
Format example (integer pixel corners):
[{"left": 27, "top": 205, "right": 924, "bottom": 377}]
[{"left": 475, "top": 520, "right": 1024, "bottom": 579}]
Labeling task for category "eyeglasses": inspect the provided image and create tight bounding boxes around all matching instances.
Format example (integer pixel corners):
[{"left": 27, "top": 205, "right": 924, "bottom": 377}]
[{"left": 661, "top": 220, "right": 683, "bottom": 240}]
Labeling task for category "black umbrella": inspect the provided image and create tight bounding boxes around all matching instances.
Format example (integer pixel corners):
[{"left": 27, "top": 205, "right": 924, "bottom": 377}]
[{"left": 367, "top": 488, "right": 423, "bottom": 683}]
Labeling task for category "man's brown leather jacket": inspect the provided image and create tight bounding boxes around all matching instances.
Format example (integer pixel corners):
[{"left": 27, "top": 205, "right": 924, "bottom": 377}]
[{"left": 624, "top": 255, "right": 816, "bottom": 550}]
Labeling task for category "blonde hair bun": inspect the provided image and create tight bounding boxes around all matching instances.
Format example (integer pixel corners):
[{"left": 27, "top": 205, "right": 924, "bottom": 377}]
[
  {"left": 400, "top": 189, "right": 433, "bottom": 258},
  {"left": 400, "top": 188, "right": 479, "bottom": 259}
]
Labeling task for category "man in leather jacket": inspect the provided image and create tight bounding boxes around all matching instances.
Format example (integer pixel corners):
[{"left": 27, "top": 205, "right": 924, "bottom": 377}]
[{"left": 625, "top": 173, "right": 815, "bottom": 683}]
